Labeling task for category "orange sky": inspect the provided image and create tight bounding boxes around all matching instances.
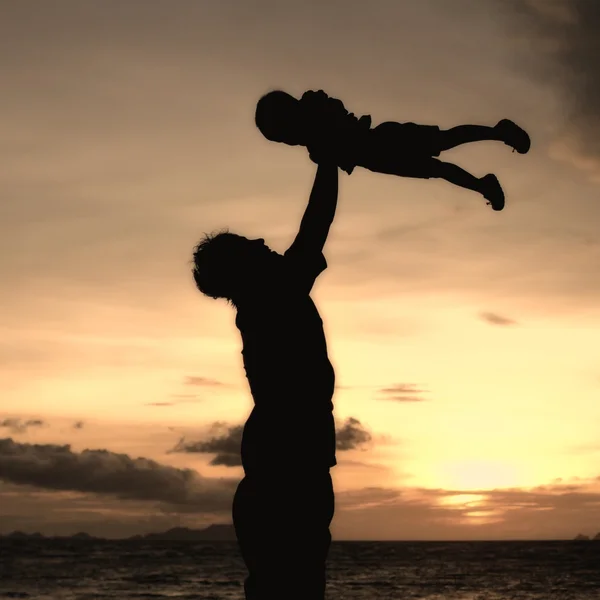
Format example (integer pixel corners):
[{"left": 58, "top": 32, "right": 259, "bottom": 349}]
[{"left": 2, "top": 0, "right": 600, "bottom": 540}]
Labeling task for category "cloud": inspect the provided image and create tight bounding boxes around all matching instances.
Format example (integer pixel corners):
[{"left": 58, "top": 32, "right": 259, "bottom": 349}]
[
  {"left": 169, "top": 423, "right": 243, "bottom": 467},
  {"left": 146, "top": 394, "right": 203, "bottom": 407},
  {"left": 479, "top": 312, "right": 518, "bottom": 326},
  {"left": 0, "top": 481, "right": 231, "bottom": 539},
  {"left": 336, "top": 418, "right": 372, "bottom": 451},
  {"left": 169, "top": 417, "right": 374, "bottom": 466},
  {"left": 2, "top": 445, "right": 600, "bottom": 539},
  {"left": 0, "top": 438, "right": 236, "bottom": 512},
  {"left": 335, "top": 458, "right": 390, "bottom": 472},
  {"left": 183, "top": 376, "right": 226, "bottom": 387},
  {"left": 379, "top": 384, "right": 428, "bottom": 402},
  {"left": 332, "top": 477, "right": 600, "bottom": 540},
  {"left": 0, "top": 419, "right": 45, "bottom": 434},
  {"left": 506, "top": 0, "right": 600, "bottom": 164},
  {"left": 568, "top": 443, "right": 600, "bottom": 456}
]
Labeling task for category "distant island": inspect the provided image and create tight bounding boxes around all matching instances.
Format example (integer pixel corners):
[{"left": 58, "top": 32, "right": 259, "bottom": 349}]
[
  {"left": 2, "top": 526, "right": 599, "bottom": 542},
  {"left": 0, "top": 524, "right": 237, "bottom": 542},
  {"left": 129, "top": 524, "right": 236, "bottom": 541}
]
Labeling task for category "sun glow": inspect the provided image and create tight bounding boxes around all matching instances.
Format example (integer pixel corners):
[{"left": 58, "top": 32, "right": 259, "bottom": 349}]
[
  {"left": 438, "top": 494, "right": 487, "bottom": 508},
  {"left": 436, "top": 459, "right": 525, "bottom": 491}
]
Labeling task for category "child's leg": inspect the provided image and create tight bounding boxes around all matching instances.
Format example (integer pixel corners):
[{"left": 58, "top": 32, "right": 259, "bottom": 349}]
[
  {"left": 438, "top": 120, "right": 530, "bottom": 154},
  {"left": 361, "top": 148, "right": 483, "bottom": 194},
  {"left": 429, "top": 159, "right": 482, "bottom": 192},
  {"left": 438, "top": 125, "right": 502, "bottom": 152},
  {"left": 429, "top": 159, "right": 505, "bottom": 211}
]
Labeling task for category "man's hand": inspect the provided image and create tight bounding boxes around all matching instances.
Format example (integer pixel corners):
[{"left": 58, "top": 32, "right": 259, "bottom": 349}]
[
  {"left": 301, "top": 90, "right": 350, "bottom": 129},
  {"left": 308, "top": 137, "right": 338, "bottom": 166},
  {"left": 301, "top": 89, "right": 330, "bottom": 110}
]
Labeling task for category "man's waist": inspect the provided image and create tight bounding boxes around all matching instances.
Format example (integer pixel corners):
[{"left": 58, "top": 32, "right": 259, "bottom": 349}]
[
  {"left": 245, "top": 367, "right": 335, "bottom": 394},
  {"left": 242, "top": 438, "right": 337, "bottom": 471},
  {"left": 249, "top": 401, "right": 335, "bottom": 417}
]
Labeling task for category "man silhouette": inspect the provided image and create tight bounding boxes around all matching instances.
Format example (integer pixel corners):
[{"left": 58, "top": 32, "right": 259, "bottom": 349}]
[{"left": 192, "top": 162, "right": 339, "bottom": 599}]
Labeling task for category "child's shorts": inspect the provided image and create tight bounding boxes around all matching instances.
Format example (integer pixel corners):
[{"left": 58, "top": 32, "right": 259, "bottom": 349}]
[
  {"left": 372, "top": 121, "right": 442, "bottom": 158},
  {"left": 357, "top": 121, "right": 443, "bottom": 178}
]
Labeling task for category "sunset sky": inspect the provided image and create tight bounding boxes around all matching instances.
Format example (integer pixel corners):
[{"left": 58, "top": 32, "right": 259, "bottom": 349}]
[{"left": 2, "top": 0, "right": 600, "bottom": 540}]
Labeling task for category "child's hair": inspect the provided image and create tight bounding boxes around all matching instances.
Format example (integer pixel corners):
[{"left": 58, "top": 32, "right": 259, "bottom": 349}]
[
  {"left": 192, "top": 229, "right": 244, "bottom": 304},
  {"left": 255, "top": 90, "right": 299, "bottom": 141}
]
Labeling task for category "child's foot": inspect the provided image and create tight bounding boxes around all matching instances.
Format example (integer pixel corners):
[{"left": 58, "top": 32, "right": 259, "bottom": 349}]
[
  {"left": 479, "top": 174, "right": 505, "bottom": 211},
  {"left": 494, "top": 119, "right": 531, "bottom": 154}
]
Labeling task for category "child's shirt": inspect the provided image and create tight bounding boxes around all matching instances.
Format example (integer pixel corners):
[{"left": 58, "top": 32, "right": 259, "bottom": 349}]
[{"left": 299, "top": 90, "right": 371, "bottom": 174}]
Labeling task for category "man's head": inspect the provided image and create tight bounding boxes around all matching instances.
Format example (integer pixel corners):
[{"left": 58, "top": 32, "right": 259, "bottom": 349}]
[
  {"left": 255, "top": 90, "right": 306, "bottom": 146},
  {"left": 192, "top": 230, "right": 280, "bottom": 305}
]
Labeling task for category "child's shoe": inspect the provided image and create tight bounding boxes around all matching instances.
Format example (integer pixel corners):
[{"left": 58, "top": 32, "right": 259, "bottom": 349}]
[
  {"left": 494, "top": 119, "right": 531, "bottom": 154},
  {"left": 480, "top": 174, "right": 505, "bottom": 211}
]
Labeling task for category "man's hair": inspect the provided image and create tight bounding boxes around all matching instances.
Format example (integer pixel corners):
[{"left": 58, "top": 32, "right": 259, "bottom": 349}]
[{"left": 192, "top": 229, "right": 243, "bottom": 305}]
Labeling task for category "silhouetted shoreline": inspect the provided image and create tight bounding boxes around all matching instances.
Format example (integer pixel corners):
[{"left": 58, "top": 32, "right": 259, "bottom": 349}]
[
  {"left": 1, "top": 525, "right": 599, "bottom": 542},
  {"left": 0, "top": 524, "right": 237, "bottom": 542},
  {"left": 574, "top": 532, "right": 600, "bottom": 541}
]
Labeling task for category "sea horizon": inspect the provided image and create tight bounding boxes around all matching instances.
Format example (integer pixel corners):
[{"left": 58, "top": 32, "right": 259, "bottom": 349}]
[{"left": 2, "top": 537, "right": 599, "bottom": 599}]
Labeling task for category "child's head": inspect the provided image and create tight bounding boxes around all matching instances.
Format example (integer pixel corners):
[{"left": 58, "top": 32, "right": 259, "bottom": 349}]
[
  {"left": 255, "top": 90, "right": 306, "bottom": 145},
  {"left": 192, "top": 230, "right": 280, "bottom": 305}
]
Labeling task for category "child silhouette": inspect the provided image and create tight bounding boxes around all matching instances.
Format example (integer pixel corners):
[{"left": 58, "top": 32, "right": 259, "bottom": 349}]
[{"left": 255, "top": 89, "right": 531, "bottom": 211}]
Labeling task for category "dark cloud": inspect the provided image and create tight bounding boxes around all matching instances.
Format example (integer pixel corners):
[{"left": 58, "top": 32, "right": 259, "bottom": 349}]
[
  {"left": 183, "top": 376, "right": 226, "bottom": 387},
  {"left": 0, "top": 438, "right": 236, "bottom": 512},
  {"left": 379, "top": 384, "right": 427, "bottom": 402},
  {"left": 0, "top": 419, "right": 45, "bottom": 434},
  {"left": 504, "top": 0, "right": 600, "bottom": 159},
  {"left": 169, "top": 418, "right": 374, "bottom": 466},
  {"left": 336, "top": 418, "right": 372, "bottom": 451},
  {"left": 0, "top": 481, "right": 230, "bottom": 539},
  {"left": 169, "top": 423, "right": 243, "bottom": 467},
  {"left": 479, "top": 312, "right": 518, "bottom": 326}
]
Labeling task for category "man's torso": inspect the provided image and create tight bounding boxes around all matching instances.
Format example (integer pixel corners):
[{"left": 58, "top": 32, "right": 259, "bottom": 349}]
[{"left": 234, "top": 252, "right": 337, "bottom": 472}]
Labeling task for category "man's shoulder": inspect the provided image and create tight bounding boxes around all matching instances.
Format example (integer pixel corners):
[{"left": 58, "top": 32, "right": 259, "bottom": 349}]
[{"left": 284, "top": 244, "right": 327, "bottom": 265}]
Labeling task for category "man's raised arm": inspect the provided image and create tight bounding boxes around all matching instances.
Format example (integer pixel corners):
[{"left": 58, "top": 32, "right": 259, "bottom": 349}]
[
  {"left": 289, "top": 162, "right": 339, "bottom": 256},
  {"left": 282, "top": 163, "right": 338, "bottom": 294}
]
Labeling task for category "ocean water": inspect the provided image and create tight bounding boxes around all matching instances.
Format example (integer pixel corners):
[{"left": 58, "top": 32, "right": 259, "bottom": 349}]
[{"left": 1, "top": 539, "right": 599, "bottom": 599}]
